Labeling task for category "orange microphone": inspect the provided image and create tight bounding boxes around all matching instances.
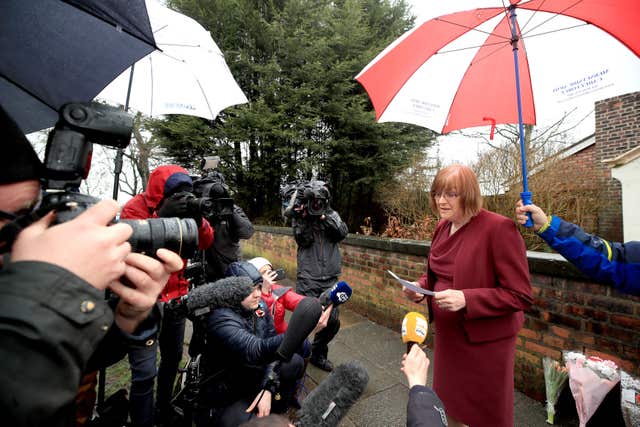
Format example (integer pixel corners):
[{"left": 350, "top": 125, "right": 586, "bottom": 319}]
[{"left": 401, "top": 312, "right": 428, "bottom": 353}]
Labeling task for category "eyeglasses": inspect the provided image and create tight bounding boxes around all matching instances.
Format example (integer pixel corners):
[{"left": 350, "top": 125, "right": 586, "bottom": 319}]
[
  {"left": 0, "top": 192, "right": 43, "bottom": 222},
  {"left": 431, "top": 191, "right": 459, "bottom": 201}
]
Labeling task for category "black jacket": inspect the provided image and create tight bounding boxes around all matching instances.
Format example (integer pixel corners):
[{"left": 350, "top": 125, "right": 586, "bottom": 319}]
[
  {"left": 0, "top": 261, "right": 113, "bottom": 427},
  {"left": 406, "top": 385, "right": 447, "bottom": 427},
  {"left": 201, "top": 301, "right": 283, "bottom": 408},
  {"left": 292, "top": 209, "right": 348, "bottom": 294},
  {"left": 205, "top": 205, "right": 254, "bottom": 280}
]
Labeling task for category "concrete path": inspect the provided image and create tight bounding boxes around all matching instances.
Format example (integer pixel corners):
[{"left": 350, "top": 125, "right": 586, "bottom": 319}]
[{"left": 303, "top": 309, "right": 581, "bottom": 427}]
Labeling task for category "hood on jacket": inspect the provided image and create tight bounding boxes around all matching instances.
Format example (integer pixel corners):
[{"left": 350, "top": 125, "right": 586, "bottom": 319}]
[{"left": 144, "top": 165, "right": 193, "bottom": 210}]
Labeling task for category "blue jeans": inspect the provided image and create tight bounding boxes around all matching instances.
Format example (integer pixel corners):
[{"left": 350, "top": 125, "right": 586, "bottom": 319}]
[{"left": 128, "top": 304, "right": 186, "bottom": 427}]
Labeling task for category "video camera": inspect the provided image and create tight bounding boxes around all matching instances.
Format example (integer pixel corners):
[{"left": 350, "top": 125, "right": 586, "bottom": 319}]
[
  {"left": 280, "top": 179, "right": 331, "bottom": 217},
  {"left": 192, "top": 156, "right": 234, "bottom": 220},
  {"left": 39, "top": 102, "right": 199, "bottom": 258}
]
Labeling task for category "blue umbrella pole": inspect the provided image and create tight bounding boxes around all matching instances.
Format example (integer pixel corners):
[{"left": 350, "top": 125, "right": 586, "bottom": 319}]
[{"left": 509, "top": 6, "right": 533, "bottom": 227}]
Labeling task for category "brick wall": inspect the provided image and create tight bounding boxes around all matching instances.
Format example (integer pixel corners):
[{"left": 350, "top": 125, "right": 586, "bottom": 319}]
[
  {"left": 244, "top": 226, "right": 640, "bottom": 402},
  {"left": 595, "top": 91, "right": 640, "bottom": 240}
]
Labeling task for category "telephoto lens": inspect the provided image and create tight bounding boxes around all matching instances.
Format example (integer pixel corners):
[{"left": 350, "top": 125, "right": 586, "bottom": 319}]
[{"left": 121, "top": 217, "right": 199, "bottom": 259}]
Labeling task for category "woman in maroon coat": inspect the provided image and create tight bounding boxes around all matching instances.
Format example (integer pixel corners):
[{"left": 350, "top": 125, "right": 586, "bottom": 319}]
[{"left": 404, "top": 164, "right": 533, "bottom": 427}]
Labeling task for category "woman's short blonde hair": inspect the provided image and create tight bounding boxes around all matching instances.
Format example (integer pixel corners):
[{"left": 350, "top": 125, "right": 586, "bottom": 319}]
[{"left": 429, "top": 164, "right": 482, "bottom": 218}]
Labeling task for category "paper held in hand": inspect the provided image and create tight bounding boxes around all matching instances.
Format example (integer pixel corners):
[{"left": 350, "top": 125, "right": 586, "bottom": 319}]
[{"left": 387, "top": 270, "right": 435, "bottom": 296}]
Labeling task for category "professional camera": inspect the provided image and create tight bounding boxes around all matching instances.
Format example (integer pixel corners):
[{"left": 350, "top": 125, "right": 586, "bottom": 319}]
[
  {"left": 192, "top": 156, "right": 234, "bottom": 220},
  {"left": 39, "top": 102, "right": 199, "bottom": 258},
  {"left": 281, "top": 179, "right": 330, "bottom": 217}
]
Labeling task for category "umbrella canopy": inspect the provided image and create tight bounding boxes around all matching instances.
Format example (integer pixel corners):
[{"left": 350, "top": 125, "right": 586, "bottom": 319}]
[
  {"left": 96, "top": 0, "right": 248, "bottom": 120},
  {"left": 0, "top": 0, "right": 158, "bottom": 134},
  {"left": 356, "top": 0, "right": 640, "bottom": 214},
  {"left": 356, "top": 0, "right": 640, "bottom": 134}
]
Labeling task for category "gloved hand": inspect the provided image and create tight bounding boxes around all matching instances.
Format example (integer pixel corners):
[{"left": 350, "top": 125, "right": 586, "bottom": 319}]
[{"left": 157, "top": 192, "right": 191, "bottom": 219}]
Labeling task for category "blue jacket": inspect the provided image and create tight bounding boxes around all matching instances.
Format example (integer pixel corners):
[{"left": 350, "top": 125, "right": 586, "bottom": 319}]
[{"left": 538, "top": 216, "right": 640, "bottom": 295}]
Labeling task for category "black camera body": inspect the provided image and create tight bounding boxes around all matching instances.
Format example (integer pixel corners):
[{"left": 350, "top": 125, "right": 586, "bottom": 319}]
[
  {"left": 281, "top": 180, "right": 330, "bottom": 217},
  {"left": 192, "top": 168, "right": 234, "bottom": 220},
  {"left": 39, "top": 102, "right": 199, "bottom": 259}
]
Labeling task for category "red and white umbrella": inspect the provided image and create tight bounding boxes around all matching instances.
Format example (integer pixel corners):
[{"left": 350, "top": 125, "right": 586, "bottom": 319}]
[{"left": 356, "top": 0, "right": 640, "bottom": 217}]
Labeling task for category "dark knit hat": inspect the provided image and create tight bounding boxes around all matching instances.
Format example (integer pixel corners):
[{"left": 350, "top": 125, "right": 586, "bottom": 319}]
[
  {"left": 225, "top": 261, "right": 263, "bottom": 285},
  {"left": 0, "top": 106, "right": 44, "bottom": 184}
]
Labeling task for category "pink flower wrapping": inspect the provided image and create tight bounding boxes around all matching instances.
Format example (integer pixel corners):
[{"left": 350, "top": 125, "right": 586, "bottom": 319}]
[{"left": 564, "top": 352, "right": 620, "bottom": 427}]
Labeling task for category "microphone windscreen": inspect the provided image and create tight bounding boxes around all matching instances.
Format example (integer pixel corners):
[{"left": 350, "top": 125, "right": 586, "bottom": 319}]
[
  {"left": 185, "top": 276, "right": 254, "bottom": 313},
  {"left": 298, "top": 360, "right": 369, "bottom": 427},
  {"left": 329, "top": 281, "right": 352, "bottom": 306},
  {"left": 401, "top": 312, "right": 428, "bottom": 345},
  {"left": 276, "top": 297, "right": 321, "bottom": 361}
]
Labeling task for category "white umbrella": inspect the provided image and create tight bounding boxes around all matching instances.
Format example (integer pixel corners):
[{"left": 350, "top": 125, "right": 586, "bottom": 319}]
[{"left": 96, "top": 0, "right": 248, "bottom": 119}]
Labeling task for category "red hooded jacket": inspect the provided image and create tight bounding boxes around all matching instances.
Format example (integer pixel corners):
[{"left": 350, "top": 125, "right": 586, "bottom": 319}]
[{"left": 121, "top": 165, "right": 214, "bottom": 302}]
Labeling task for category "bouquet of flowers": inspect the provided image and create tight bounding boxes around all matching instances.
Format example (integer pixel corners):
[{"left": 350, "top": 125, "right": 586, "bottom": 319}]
[
  {"left": 564, "top": 351, "right": 621, "bottom": 427},
  {"left": 620, "top": 370, "right": 640, "bottom": 427},
  {"left": 543, "top": 357, "right": 569, "bottom": 424}
]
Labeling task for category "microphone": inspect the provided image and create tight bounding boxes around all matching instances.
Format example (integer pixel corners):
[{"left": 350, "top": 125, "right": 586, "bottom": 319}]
[
  {"left": 166, "top": 276, "right": 254, "bottom": 318},
  {"left": 276, "top": 297, "right": 322, "bottom": 361},
  {"left": 297, "top": 360, "right": 369, "bottom": 427},
  {"left": 319, "top": 281, "right": 352, "bottom": 310},
  {"left": 402, "top": 312, "right": 428, "bottom": 353}
]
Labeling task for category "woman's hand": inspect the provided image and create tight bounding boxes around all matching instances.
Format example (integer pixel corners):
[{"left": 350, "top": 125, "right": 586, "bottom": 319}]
[
  {"left": 246, "top": 389, "right": 272, "bottom": 417},
  {"left": 402, "top": 283, "right": 425, "bottom": 303},
  {"left": 433, "top": 289, "right": 466, "bottom": 311}
]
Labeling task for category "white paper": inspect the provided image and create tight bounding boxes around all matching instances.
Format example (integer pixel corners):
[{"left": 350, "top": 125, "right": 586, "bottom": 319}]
[{"left": 387, "top": 270, "right": 435, "bottom": 296}]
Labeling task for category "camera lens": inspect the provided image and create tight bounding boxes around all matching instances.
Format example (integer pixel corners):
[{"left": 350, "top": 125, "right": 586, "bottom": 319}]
[
  {"left": 308, "top": 198, "right": 327, "bottom": 216},
  {"left": 121, "top": 217, "right": 199, "bottom": 259}
]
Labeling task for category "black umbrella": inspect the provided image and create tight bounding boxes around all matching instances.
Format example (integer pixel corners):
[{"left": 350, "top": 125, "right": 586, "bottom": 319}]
[{"left": 0, "top": 0, "right": 158, "bottom": 134}]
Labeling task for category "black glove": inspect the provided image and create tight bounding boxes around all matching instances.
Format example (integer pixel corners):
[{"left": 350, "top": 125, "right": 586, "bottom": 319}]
[
  {"left": 158, "top": 192, "right": 201, "bottom": 225},
  {"left": 157, "top": 192, "right": 189, "bottom": 218}
]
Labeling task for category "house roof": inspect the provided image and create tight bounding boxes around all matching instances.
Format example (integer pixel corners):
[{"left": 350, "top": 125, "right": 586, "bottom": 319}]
[{"left": 555, "top": 133, "right": 595, "bottom": 160}]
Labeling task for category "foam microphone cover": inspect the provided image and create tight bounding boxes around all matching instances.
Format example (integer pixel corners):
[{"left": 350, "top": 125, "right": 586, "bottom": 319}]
[
  {"left": 297, "top": 360, "right": 369, "bottom": 427},
  {"left": 185, "top": 276, "right": 253, "bottom": 313},
  {"left": 276, "top": 297, "right": 322, "bottom": 361},
  {"left": 319, "top": 281, "right": 352, "bottom": 308},
  {"left": 401, "top": 312, "right": 428, "bottom": 345}
]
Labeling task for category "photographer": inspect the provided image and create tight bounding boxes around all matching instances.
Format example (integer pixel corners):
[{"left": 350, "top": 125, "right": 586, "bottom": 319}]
[
  {"left": 0, "top": 106, "right": 183, "bottom": 427},
  {"left": 193, "top": 168, "right": 254, "bottom": 282},
  {"left": 284, "top": 180, "right": 348, "bottom": 372},
  {"left": 120, "top": 164, "right": 214, "bottom": 427}
]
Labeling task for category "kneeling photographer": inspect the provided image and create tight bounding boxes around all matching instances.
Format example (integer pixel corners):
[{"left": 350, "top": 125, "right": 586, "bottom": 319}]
[
  {"left": 0, "top": 105, "right": 184, "bottom": 427},
  {"left": 283, "top": 180, "right": 348, "bottom": 372},
  {"left": 121, "top": 164, "right": 215, "bottom": 427}
]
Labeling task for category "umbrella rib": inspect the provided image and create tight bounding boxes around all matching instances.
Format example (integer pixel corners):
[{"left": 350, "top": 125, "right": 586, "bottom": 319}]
[
  {"left": 437, "top": 39, "right": 509, "bottom": 56},
  {"left": 434, "top": 17, "right": 511, "bottom": 42},
  {"left": 521, "top": 22, "right": 589, "bottom": 40},
  {"left": 0, "top": 75, "right": 57, "bottom": 111},
  {"left": 60, "top": 0, "right": 157, "bottom": 49},
  {"left": 519, "top": 0, "right": 587, "bottom": 38}
]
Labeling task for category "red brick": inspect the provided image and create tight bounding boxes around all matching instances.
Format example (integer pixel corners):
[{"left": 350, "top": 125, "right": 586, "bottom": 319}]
[{"left": 610, "top": 314, "right": 640, "bottom": 330}]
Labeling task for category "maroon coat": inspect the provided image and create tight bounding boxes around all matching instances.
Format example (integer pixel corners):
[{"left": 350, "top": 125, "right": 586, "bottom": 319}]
[{"left": 416, "top": 209, "right": 533, "bottom": 427}]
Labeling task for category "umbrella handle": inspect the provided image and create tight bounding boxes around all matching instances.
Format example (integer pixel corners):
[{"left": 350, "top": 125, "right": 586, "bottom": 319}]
[{"left": 520, "top": 191, "right": 534, "bottom": 228}]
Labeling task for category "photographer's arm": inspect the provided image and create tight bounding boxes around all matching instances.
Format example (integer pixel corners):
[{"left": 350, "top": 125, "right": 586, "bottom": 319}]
[
  {"left": 322, "top": 209, "right": 349, "bottom": 242},
  {"left": 229, "top": 205, "right": 254, "bottom": 240}
]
